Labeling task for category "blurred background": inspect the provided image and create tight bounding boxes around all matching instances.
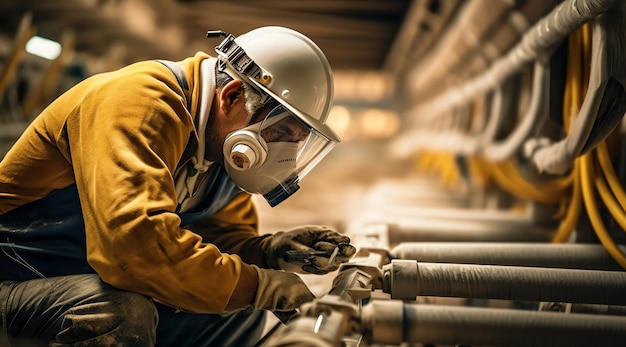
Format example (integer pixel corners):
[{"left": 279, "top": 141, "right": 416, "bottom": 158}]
[{"left": 2, "top": 0, "right": 626, "bottom": 345}]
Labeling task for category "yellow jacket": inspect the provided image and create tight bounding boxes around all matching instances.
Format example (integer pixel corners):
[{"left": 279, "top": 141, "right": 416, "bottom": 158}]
[{"left": 0, "top": 52, "right": 268, "bottom": 313}]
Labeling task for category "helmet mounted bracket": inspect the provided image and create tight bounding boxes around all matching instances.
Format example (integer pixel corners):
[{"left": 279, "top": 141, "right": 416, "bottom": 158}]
[
  {"left": 207, "top": 30, "right": 274, "bottom": 109},
  {"left": 207, "top": 30, "right": 262, "bottom": 81}
]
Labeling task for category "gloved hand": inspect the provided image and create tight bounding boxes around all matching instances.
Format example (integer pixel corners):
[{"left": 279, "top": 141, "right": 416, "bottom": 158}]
[
  {"left": 253, "top": 266, "right": 315, "bottom": 311},
  {"left": 265, "top": 225, "right": 357, "bottom": 275}
]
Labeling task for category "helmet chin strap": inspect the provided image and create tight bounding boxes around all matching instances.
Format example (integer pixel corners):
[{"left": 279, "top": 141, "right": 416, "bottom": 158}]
[{"left": 175, "top": 58, "right": 217, "bottom": 206}]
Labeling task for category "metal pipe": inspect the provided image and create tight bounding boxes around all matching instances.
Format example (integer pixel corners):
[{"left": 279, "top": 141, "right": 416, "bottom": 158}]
[
  {"left": 386, "top": 221, "right": 553, "bottom": 244},
  {"left": 390, "top": 242, "right": 624, "bottom": 271},
  {"left": 407, "top": 0, "right": 518, "bottom": 99},
  {"left": 371, "top": 203, "right": 541, "bottom": 222},
  {"left": 384, "top": 0, "right": 462, "bottom": 74},
  {"left": 382, "top": 259, "right": 626, "bottom": 305},
  {"left": 361, "top": 300, "right": 626, "bottom": 346},
  {"left": 571, "top": 303, "right": 626, "bottom": 316},
  {"left": 541, "top": 301, "right": 626, "bottom": 316}
]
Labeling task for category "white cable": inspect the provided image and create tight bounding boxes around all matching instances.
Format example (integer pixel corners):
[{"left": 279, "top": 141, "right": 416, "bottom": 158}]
[
  {"left": 481, "top": 60, "right": 548, "bottom": 162},
  {"left": 392, "top": 0, "right": 617, "bottom": 160},
  {"left": 528, "top": 0, "right": 626, "bottom": 174}
]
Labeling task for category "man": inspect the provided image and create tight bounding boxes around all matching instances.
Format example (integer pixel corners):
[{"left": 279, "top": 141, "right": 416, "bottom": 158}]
[{"left": 0, "top": 26, "right": 356, "bottom": 346}]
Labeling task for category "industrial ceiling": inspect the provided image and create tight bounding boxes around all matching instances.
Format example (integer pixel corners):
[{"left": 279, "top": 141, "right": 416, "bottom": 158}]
[{"left": 0, "top": 0, "right": 420, "bottom": 71}]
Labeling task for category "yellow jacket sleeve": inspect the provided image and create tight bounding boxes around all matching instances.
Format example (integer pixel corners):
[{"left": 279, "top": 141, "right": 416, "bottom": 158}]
[{"left": 191, "top": 192, "right": 272, "bottom": 267}]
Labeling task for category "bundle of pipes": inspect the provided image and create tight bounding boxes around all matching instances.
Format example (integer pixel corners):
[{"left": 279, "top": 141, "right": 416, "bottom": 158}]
[{"left": 260, "top": 242, "right": 626, "bottom": 347}]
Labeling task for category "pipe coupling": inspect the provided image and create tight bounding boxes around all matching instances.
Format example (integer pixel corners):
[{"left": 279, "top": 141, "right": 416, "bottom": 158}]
[{"left": 382, "top": 259, "right": 419, "bottom": 300}]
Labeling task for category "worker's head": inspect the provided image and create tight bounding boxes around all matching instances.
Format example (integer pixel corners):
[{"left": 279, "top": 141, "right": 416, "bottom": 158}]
[{"left": 209, "top": 26, "right": 339, "bottom": 207}]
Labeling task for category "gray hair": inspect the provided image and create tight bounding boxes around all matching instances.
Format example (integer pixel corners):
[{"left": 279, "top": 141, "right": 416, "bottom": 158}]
[
  {"left": 242, "top": 83, "right": 264, "bottom": 117},
  {"left": 215, "top": 66, "right": 264, "bottom": 121}
]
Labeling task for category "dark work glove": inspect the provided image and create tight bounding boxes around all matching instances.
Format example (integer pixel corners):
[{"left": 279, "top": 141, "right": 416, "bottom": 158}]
[
  {"left": 252, "top": 266, "right": 315, "bottom": 312},
  {"left": 265, "top": 225, "right": 357, "bottom": 275}
]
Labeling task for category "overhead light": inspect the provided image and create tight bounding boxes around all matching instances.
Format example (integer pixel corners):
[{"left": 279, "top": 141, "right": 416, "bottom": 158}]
[
  {"left": 334, "top": 71, "right": 395, "bottom": 102},
  {"left": 358, "top": 108, "right": 400, "bottom": 139},
  {"left": 25, "top": 35, "right": 62, "bottom": 60},
  {"left": 328, "top": 105, "right": 355, "bottom": 141}
]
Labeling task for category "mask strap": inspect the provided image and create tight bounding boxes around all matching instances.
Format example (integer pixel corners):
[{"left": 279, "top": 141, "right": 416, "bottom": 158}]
[
  {"left": 194, "top": 58, "right": 217, "bottom": 171},
  {"left": 175, "top": 58, "right": 217, "bottom": 206}
]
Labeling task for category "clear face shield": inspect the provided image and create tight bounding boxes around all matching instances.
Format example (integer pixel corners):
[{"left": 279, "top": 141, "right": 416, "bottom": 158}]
[{"left": 223, "top": 104, "right": 338, "bottom": 207}]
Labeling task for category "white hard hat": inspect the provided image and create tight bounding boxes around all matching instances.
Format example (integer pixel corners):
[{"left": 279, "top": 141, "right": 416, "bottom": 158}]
[
  {"left": 212, "top": 26, "right": 339, "bottom": 142},
  {"left": 210, "top": 27, "right": 340, "bottom": 206}
]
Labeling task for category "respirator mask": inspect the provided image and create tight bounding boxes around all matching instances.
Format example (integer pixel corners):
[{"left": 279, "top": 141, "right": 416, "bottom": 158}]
[{"left": 223, "top": 104, "right": 337, "bottom": 207}]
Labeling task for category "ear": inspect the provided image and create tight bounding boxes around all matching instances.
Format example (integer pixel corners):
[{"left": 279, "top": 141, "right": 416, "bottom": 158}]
[{"left": 218, "top": 79, "right": 244, "bottom": 114}]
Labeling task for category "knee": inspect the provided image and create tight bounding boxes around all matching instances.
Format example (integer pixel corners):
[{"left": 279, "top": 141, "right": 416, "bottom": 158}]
[
  {"left": 59, "top": 290, "right": 157, "bottom": 347},
  {"left": 115, "top": 291, "right": 159, "bottom": 337}
]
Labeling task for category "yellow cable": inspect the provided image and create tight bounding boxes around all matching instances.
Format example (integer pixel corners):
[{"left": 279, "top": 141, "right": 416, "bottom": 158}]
[
  {"left": 597, "top": 141, "right": 626, "bottom": 208},
  {"left": 479, "top": 158, "right": 571, "bottom": 204},
  {"left": 551, "top": 160, "right": 582, "bottom": 242},
  {"left": 415, "top": 151, "right": 435, "bottom": 171},
  {"left": 550, "top": 23, "right": 590, "bottom": 243},
  {"left": 497, "top": 160, "right": 573, "bottom": 191},
  {"left": 562, "top": 23, "right": 591, "bottom": 133},
  {"left": 442, "top": 153, "right": 460, "bottom": 187},
  {"left": 580, "top": 153, "right": 626, "bottom": 269},
  {"left": 467, "top": 157, "right": 490, "bottom": 187},
  {"left": 415, "top": 151, "right": 461, "bottom": 188},
  {"left": 461, "top": 25, "right": 592, "bottom": 212},
  {"left": 563, "top": 26, "right": 579, "bottom": 132},
  {"left": 595, "top": 166, "right": 626, "bottom": 231},
  {"left": 594, "top": 143, "right": 626, "bottom": 230},
  {"left": 581, "top": 23, "right": 591, "bottom": 92},
  {"left": 578, "top": 22, "right": 626, "bottom": 266}
]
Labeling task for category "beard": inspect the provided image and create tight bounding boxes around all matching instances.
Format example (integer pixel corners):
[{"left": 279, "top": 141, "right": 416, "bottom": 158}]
[{"left": 203, "top": 115, "right": 226, "bottom": 165}]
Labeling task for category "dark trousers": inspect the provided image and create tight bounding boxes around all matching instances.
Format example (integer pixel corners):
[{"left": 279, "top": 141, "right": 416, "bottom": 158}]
[{"left": 0, "top": 274, "right": 265, "bottom": 347}]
